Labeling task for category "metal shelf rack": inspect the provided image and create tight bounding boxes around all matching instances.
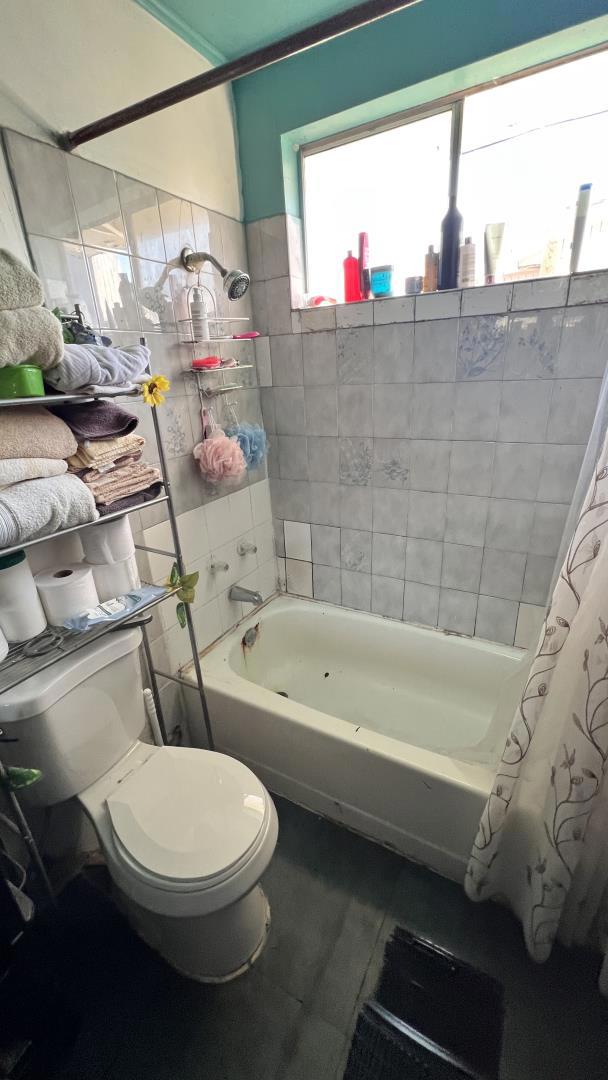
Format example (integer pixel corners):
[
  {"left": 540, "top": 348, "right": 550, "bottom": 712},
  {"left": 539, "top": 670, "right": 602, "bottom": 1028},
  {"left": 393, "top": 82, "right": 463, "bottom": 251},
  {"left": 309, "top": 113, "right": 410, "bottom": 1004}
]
[{"left": 0, "top": 338, "right": 215, "bottom": 906}]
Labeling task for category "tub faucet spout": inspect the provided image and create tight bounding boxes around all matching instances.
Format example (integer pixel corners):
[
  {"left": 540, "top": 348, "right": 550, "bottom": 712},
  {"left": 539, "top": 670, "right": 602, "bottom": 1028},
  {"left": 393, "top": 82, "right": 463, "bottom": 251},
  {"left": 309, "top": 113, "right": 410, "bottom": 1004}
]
[{"left": 229, "top": 584, "right": 263, "bottom": 606}]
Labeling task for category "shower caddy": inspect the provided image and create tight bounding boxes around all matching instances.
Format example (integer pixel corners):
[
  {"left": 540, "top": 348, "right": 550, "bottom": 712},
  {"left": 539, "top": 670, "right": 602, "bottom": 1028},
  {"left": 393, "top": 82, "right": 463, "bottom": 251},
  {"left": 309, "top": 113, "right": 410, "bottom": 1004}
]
[{"left": 0, "top": 340, "right": 218, "bottom": 911}]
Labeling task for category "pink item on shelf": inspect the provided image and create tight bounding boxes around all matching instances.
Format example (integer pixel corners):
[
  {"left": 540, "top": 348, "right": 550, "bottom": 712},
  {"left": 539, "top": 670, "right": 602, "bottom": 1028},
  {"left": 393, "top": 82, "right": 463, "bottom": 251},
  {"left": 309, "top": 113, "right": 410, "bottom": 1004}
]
[
  {"left": 193, "top": 419, "right": 246, "bottom": 484},
  {"left": 192, "top": 355, "right": 222, "bottom": 369},
  {"left": 307, "top": 295, "right": 337, "bottom": 306},
  {"left": 232, "top": 332, "right": 260, "bottom": 339}
]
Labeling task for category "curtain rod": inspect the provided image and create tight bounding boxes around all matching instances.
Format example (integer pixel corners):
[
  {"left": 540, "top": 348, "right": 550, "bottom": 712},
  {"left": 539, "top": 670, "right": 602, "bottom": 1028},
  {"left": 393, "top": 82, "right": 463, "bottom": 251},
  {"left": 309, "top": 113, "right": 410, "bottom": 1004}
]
[{"left": 60, "top": 0, "right": 420, "bottom": 150}]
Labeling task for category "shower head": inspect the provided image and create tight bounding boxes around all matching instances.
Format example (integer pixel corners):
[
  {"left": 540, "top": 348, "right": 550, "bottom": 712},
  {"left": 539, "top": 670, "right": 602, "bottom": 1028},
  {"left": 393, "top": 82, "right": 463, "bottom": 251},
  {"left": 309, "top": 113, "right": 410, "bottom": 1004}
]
[{"left": 180, "top": 246, "right": 250, "bottom": 301}]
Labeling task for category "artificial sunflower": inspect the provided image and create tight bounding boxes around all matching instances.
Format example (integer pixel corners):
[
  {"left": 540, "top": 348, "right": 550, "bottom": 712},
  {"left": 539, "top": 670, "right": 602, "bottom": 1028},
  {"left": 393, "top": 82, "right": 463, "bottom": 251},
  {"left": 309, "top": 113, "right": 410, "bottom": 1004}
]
[{"left": 141, "top": 374, "right": 170, "bottom": 406}]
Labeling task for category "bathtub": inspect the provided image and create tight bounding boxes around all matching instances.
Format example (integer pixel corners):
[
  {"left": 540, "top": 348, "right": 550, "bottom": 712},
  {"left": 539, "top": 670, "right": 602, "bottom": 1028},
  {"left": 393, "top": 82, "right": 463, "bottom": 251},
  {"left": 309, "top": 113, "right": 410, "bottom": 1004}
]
[{"left": 183, "top": 595, "right": 524, "bottom": 882}]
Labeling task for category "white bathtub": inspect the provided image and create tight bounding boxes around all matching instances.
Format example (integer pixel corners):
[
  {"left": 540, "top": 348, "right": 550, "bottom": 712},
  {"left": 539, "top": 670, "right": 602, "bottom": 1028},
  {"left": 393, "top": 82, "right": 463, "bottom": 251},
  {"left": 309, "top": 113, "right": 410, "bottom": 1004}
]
[{"left": 183, "top": 595, "right": 524, "bottom": 882}]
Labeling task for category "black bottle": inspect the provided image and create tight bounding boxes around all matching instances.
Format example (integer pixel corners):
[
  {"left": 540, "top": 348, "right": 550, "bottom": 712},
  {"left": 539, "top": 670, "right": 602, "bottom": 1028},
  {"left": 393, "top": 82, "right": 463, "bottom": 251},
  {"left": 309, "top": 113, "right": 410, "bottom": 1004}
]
[{"left": 438, "top": 195, "right": 463, "bottom": 291}]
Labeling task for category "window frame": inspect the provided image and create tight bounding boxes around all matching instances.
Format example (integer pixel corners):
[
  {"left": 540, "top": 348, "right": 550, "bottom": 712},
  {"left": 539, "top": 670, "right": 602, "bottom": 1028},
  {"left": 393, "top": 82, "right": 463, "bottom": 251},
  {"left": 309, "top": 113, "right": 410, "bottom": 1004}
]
[{"left": 299, "top": 42, "right": 608, "bottom": 295}]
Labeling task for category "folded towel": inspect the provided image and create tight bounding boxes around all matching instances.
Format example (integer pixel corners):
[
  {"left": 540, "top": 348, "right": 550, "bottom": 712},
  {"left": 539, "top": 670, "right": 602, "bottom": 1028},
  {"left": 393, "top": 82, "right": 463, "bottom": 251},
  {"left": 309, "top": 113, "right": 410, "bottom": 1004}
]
[
  {"left": 83, "top": 463, "right": 162, "bottom": 506},
  {"left": 0, "top": 250, "right": 44, "bottom": 310},
  {"left": 67, "top": 434, "right": 145, "bottom": 472},
  {"left": 44, "top": 342, "right": 150, "bottom": 393},
  {"left": 97, "top": 482, "right": 164, "bottom": 516},
  {"left": 0, "top": 474, "right": 98, "bottom": 548},
  {"left": 0, "top": 457, "right": 68, "bottom": 490},
  {"left": 0, "top": 306, "right": 63, "bottom": 369},
  {"left": 50, "top": 400, "right": 139, "bottom": 441},
  {"left": 0, "top": 406, "right": 77, "bottom": 460}
]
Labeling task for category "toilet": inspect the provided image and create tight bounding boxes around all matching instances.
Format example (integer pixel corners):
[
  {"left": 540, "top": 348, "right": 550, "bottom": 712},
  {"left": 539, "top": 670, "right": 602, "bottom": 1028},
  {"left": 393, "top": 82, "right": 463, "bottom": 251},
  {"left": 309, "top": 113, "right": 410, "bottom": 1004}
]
[{"left": 0, "top": 628, "right": 278, "bottom": 982}]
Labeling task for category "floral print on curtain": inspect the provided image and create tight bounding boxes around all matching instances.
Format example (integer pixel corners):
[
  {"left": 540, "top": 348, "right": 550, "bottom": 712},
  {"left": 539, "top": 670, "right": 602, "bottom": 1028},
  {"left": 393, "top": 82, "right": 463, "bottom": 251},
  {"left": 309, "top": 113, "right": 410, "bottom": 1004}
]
[{"left": 466, "top": 434, "right": 608, "bottom": 970}]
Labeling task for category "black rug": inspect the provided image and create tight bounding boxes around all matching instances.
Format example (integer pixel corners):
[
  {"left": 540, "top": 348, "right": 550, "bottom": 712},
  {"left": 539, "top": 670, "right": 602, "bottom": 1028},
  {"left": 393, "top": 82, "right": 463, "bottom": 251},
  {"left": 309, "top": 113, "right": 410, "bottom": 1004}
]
[{"left": 344, "top": 927, "right": 504, "bottom": 1080}]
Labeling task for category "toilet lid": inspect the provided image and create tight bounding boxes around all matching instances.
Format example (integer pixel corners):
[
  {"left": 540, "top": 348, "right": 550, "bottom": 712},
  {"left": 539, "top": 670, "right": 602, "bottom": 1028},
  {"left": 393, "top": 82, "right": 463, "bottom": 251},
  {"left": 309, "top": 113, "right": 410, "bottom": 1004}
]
[{"left": 107, "top": 748, "right": 267, "bottom": 883}]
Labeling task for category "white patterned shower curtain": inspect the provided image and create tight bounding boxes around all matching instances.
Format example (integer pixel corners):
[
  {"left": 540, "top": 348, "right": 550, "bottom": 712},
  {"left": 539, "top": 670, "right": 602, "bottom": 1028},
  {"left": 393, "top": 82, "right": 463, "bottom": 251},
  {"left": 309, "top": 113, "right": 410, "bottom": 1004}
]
[{"left": 465, "top": 428, "right": 608, "bottom": 992}]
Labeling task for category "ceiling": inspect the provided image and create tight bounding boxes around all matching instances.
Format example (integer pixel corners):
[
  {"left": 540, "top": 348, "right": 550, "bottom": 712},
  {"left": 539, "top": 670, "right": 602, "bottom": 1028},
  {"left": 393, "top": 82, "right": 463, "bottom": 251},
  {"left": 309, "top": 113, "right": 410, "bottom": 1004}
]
[{"left": 135, "top": 0, "right": 364, "bottom": 63}]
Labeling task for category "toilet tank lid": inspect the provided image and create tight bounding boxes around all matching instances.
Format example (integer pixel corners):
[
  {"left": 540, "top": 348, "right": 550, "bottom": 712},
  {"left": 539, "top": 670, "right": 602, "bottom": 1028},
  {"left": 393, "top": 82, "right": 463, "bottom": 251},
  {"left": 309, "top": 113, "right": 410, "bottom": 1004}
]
[{"left": 0, "top": 628, "right": 142, "bottom": 723}]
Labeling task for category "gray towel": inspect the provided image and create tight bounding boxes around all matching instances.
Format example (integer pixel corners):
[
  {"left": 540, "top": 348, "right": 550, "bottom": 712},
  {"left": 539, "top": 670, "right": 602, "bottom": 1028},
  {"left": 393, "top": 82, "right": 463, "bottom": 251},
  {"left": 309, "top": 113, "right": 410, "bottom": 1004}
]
[
  {"left": 0, "top": 306, "right": 64, "bottom": 369},
  {"left": 0, "top": 249, "right": 43, "bottom": 310},
  {"left": 44, "top": 342, "right": 150, "bottom": 392},
  {"left": 0, "top": 474, "right": 98, "bottom": 548}
]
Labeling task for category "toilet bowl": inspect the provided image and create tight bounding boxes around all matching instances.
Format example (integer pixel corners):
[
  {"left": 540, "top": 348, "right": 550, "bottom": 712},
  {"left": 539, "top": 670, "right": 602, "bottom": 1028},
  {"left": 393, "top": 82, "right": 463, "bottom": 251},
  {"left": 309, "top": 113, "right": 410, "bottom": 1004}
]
[{"left": 0, "top": 628, "right": 278, "bottom": 982}]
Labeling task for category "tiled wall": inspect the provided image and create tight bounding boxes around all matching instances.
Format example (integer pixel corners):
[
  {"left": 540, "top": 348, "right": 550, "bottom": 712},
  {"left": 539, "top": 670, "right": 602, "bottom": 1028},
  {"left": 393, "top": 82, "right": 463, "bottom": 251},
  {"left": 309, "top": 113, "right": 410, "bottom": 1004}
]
[
  {"left": 247, "top": 215, "right": 608, "bottom": 648},
  {"left": 2, "top": 129, "right": 277, "bottom": 724}
]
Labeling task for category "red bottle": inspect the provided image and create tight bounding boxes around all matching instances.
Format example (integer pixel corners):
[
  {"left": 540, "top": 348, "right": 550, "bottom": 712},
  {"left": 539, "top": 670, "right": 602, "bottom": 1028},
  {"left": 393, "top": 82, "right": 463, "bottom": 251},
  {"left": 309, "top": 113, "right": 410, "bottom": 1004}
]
[{"left": 343, "top": 250, "right": 362, "bottom": 302}]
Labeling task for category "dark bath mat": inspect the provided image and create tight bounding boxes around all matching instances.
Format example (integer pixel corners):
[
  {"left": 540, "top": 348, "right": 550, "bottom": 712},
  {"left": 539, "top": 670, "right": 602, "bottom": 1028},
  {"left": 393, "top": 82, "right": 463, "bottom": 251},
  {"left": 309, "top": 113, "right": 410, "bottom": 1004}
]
[{"left": 344, "top": 927, "right": 504, "bottom": 1080}]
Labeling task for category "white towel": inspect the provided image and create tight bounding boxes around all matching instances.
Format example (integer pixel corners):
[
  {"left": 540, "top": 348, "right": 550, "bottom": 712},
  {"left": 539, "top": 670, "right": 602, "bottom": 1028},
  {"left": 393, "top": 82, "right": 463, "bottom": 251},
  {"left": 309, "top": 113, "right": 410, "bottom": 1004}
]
[
  {"left": 0, "top": 458, "right": 67, "bottom": 491},
  {"left": 44, "top": 343, "right": 151, "bottom": 392},
  {"left": 0, "top": 306, "right": 64, "bottom": 369},
  {"left": 0, "top": 474, "right": 98, "bottom": 548},
  {"left": 0, "top": 249, "right": 44, "bottom": 310}
]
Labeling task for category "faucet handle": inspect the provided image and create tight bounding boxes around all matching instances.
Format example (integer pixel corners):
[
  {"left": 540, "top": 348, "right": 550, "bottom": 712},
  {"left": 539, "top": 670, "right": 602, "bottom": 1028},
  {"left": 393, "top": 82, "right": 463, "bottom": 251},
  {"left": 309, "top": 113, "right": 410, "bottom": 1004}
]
[
  {"left": 209, "top": 560, "right": 230, "bottom": 572},
  {"left": 237, "top": 540, "right": 257, "bottom": 556}
]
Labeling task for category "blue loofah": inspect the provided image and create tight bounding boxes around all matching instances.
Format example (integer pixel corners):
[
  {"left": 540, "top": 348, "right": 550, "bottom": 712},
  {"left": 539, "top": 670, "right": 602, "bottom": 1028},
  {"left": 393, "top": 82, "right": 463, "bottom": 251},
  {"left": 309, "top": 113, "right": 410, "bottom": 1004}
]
[{"left": 224, "top": 423, "right": 267, "bottom": 469}]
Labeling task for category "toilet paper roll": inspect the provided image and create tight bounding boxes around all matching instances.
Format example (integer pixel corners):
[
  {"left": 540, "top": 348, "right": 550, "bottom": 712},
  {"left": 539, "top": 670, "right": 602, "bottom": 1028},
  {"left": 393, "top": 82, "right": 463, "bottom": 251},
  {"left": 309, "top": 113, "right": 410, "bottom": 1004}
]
[
  {"left": 26, "top": 532, "right": 84, "bottom": 575},
  {"left": 90, "top": 554, "right": 140, "bottom": 603},
  {"left": 0, "top": 626, "right": 8, "bottom": 662},
  {"left": 80, "top": 516, "right": 135, "bottom": 565},
  {"left": 0, "top": 552, "right": 47, "bottom": 642},
  {"left": 35, "top": 564, "right": 99, "bottom": 626}
]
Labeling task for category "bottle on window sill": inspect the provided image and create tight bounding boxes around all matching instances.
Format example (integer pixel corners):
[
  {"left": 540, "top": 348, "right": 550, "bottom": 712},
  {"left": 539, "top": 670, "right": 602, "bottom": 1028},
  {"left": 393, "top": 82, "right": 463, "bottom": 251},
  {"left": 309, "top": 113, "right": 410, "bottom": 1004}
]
[
  {"left": 343, "top": 250, "right": 363, "bottom": 302},
  {"left": 458, "top": 236, "right": 476, "bottom": 288},
  {"left": 438, "top": 196, "right": 463, "bottom": 291},
  {"left": 423, "top": 245, "right": 439, "bottom": 292}
]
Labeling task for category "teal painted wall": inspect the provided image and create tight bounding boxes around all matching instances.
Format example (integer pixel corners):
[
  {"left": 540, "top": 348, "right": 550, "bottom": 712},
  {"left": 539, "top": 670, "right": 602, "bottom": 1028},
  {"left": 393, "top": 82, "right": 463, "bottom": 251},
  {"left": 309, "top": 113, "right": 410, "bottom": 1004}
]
[{"left": 233, "top": 0, "right": 608, "bottom": 221}]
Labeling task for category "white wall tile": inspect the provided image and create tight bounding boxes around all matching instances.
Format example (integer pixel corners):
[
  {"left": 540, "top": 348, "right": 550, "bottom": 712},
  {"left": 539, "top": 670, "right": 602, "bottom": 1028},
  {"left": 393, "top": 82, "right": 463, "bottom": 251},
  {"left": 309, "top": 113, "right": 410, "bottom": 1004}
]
[
  {"left": 254, "top": 336, "right": 272, "bottom": 386},
  {"left": 250, "top": 479, "right": 273, "bottom": 525},
  {"left": 284, "top": 520, "right": 312, "bottom": 561},
  {"left": 514, "top": 602, "right": 546, "bottom": 650},
  {"left": 341, "top": 569, "right": 371, "bottom": 611},
  {"left": 568, "top": 270, "right": 608, "bottom": 306},
  {"left": 286, "top": 558, "right": 313, "bottom": 596},
  {"left": 403, "top": 581, "right": 439, "bottom": 627},
  {"left": 415, "top": 290, "right": 461, "bottom": 320},
  {"left": 372, "top": 575, "right": 404, "bottom": 619},
  {"left": 313, "top": 564, "right": 341, "bottom": 604},
  {"left": 438, "top": 587, "right": 477, "bottom": 635},
  {"left": 373, "top": 296, "right": 415, "bottom": 324},
  {"left": 511, "top": 276, "right": 569, "bottom": 311},
  {"left": 336, "top": 301, "right": 373, "bottom": 327},
  {"left": 300, "top": 306, "right": 337, "bottom": 332},
  {"left": 475, "top": 595, "right": 518, "bottom": 645},
  {"left": 205, "top": 497, "right": 233, "bottom": 549},
  {"left": 228, "top": 488, "right": 254, "bottom": 538},
  {"left": 461, "top": 283, "right": 512, "bottom": 316}
]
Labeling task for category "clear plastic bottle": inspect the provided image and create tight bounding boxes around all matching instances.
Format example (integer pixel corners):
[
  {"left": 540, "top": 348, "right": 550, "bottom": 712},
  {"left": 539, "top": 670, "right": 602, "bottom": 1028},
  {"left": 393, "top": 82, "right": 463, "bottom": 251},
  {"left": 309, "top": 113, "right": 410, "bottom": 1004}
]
[{"left": 458, "top": 236, "right": 476, "bottom": 288}]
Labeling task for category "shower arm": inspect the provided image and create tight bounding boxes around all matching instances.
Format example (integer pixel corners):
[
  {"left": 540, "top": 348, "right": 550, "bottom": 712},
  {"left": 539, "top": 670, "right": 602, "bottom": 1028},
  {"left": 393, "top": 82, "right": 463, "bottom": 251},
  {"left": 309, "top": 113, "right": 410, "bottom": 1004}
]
[{"left": 181, "top": 248, "right": 224, "bottom": 276}]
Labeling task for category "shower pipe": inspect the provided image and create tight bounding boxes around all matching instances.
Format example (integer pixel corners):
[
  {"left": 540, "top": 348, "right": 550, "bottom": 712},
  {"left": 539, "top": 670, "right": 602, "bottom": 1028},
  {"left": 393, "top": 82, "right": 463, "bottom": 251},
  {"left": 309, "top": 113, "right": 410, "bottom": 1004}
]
[{"left": 60, "top": 0, "right": 420, "bottom": 150}]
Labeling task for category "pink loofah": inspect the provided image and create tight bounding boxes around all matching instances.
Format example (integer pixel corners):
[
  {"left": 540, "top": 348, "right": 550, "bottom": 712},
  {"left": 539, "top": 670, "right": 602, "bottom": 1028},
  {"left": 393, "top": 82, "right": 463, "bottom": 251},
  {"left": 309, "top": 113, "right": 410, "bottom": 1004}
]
[{"left": 193, "top": 427, "right": 246, "bottom": 484}]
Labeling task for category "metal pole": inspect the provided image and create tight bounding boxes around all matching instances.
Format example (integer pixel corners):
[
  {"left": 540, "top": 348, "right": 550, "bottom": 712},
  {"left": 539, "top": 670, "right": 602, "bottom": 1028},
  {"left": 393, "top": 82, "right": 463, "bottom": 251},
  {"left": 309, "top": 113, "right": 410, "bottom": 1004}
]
[
  {"left": 0, "top": 759, "right": 56, "bottom": 906},
  {"left": 145, "top": 362, "right": 215, "bottom": 751},
  {"left": 61, "top": 0, "right": 420, "bottom": 150}
]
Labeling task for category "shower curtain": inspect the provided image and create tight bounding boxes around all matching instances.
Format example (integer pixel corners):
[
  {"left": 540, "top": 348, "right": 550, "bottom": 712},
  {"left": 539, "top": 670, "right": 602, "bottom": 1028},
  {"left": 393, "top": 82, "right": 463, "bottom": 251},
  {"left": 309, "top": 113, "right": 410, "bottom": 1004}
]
[{"left": 465, "top": 389, "right": 608, "bottom": 993}]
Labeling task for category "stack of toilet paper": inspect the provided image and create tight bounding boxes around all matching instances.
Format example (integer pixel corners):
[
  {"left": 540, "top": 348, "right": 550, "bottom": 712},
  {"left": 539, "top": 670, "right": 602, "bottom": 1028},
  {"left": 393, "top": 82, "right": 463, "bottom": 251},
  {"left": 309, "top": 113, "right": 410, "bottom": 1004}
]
[
  {"left": 81, "top": 517, "right": 140, "bottom": 602},
  {"left": 34, "top": 518, "right": 141, "bottom": 627}
]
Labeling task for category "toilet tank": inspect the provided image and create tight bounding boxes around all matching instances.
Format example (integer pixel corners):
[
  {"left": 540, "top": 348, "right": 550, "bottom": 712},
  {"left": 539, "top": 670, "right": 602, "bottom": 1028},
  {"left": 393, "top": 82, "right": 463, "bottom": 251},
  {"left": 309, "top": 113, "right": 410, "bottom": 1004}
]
[{"left": 0, "top": 629, "right": 146, "bottom": 807}]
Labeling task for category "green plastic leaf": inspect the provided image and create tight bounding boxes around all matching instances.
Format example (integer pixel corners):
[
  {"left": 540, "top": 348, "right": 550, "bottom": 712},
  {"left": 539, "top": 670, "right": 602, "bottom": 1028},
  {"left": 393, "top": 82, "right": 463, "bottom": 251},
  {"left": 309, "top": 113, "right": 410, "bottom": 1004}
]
[
  {"left": 168, "top": 562, "right": 180, "bottom": 587},
  {"left": 4, "top": 767, "right": 43, "bottom": 790},
  {"left": 176, "top": 602, "right": 187, "bottom": 629},
  {"left": 179, "top": 572, "right": 199, "bottom": 590},
  {"left": 177, "top": 587, "right": 196, "bottom": 604}
]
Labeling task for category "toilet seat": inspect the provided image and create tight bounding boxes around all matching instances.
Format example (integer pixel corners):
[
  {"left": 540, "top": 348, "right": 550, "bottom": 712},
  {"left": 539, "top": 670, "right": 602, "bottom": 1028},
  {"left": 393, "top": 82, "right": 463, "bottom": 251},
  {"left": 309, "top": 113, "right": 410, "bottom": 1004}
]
[
  {"left": 98, "top": 746, "right": 278, "bottom": 918},
  {"left": 107, "top": 747, "right": 268, "bottom": 886}
]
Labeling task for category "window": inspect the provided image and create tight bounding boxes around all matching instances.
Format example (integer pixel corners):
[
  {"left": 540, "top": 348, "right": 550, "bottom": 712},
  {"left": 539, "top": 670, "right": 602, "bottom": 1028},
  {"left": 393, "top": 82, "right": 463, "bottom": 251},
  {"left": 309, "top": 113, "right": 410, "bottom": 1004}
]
[{"left": 302, "top": 49, "right": 608, "bottom": 301}]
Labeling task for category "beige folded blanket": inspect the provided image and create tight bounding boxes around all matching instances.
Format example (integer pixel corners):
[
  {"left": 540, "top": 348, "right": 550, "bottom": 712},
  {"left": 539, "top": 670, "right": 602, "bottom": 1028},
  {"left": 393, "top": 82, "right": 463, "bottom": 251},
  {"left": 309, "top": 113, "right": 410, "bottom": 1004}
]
[
  {"left": 0, "top": 250, "right": 44, "bottom": 310},
  {"left": 83, "top": 462, "right": 162, "bottom": 506},
  {"left": 0, "top": 457, "right": 67, "bottom": 490},
  {"left": 0, "top": 406, "right": 77, "bottom": 460},
  {"left": 67, "top": 433, "right": 145, "bottom": 472},
  {"left": 0, "top": 306, "right": 64, "bottom": 369}
]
